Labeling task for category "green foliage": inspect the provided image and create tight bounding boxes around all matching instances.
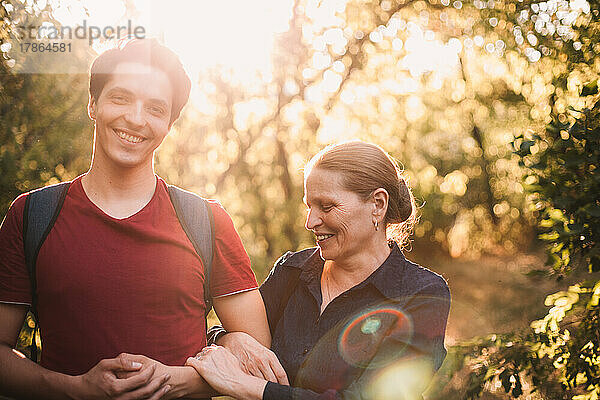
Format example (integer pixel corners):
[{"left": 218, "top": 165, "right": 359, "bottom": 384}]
[
  {"left": 0, "top": 0, "right": 93, "bottom": 216},
  {"left": 445, "top": 76, "right": 600, "bottom": 400},
  {"left": 514, "top": 96, "right": 600, "bottom": 277},
  {"left": 443, "top": 281, "right": 600, "bottom": 399},
  {"left": 435, "top": 0, "right": 600, "bottom": 396}
]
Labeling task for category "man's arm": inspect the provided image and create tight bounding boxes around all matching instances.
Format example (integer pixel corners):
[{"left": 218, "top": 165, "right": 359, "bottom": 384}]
[
  {"left": 215, "top": 289, "right": 289, "bottom": 384},
  {"left": 151, "top": 289, "right": 272, "bottom": 399},
  {"left": 0, "top": 303, "right": 170, "bottom": 400},
  {"left": 213, "top": 289, "right": 271, "bottom": 347}
]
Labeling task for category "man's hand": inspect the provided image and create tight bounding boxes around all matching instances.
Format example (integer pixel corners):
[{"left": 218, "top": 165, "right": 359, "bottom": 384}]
[
  {"left": 73, "top": 353, "right": 171, "bottom": 400},
  {"left": 217, "top": 331, "right": 289, "bottom": 385},
  {"left": 114, "top": 353, "right": 216, "bottom": 400}
]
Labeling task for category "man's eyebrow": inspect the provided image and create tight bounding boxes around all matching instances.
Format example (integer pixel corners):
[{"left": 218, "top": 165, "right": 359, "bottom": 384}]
[{"left": 106, "top": 87, "right": 133, "bottom": 96}]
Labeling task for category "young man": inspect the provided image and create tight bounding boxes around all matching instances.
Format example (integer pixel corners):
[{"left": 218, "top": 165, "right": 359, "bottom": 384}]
[{"left": 0, "top": 39, "right": 271, "bottom": 399}]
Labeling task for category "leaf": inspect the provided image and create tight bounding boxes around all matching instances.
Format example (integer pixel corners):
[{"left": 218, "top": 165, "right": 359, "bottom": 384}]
[
  {"left": 585, "top": 204, "right": 600, "bottom": 217},
  {"left": 590, "top": 256, "right": 600, "bottom": 273},
  {"left": 520, "top": 140, "right": 535, "bottom": 154},
  {"left": 567, "top": 223, "right": 584, "bottom": 233},
  {"left": 526, "top": 269, "right": 549, "bottom": 278},
  {"left": 500, "top": 369, "right": 512, "bottom": 393},
  {"left": 581, "top": 80, "right": 599, "bottom": 96}
]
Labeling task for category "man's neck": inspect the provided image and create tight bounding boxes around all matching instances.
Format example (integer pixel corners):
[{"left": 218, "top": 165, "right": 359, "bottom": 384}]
[{"left": 82, "top": 160, "right": 157, "bottom": 219}]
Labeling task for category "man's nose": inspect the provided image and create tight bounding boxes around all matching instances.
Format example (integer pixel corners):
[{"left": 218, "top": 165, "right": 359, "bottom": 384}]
[{"left": 124, "top": 102, "right": 145, "bottom": 127}]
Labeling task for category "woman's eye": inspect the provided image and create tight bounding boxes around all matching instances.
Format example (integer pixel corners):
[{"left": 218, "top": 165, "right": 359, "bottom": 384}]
[
  {"left": 112, "top": 95, "right": 128, "bottom": 104},
  {"left": 322, "top": 205, "right": 334, "bottom": 212},
  {"left": 149, "top": 106, "right": 165, "bottom": 115}
]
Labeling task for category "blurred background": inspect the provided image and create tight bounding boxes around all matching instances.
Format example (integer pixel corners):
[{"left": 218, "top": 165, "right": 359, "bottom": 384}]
[{"left": 1, "top": 0, "right": 599, "bottom": 398}]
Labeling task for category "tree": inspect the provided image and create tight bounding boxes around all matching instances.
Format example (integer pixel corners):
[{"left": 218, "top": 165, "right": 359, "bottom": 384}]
[
  {"left": 432, "top": 0, "right": 600, "bottom": 396},
  {"left": 155, "top": 0, "right": 563, "bottom": 272},
  {"left": 0, "top": 0, "right": 92, "bottom": 216}
]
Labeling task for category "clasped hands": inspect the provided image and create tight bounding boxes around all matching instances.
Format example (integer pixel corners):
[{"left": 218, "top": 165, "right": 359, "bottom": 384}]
[
  {"left": 71, "top": 353, "right": 172, "bottom": 400},
  {"left": 73, "top": 333, "right": 287, "bottom": 400}
]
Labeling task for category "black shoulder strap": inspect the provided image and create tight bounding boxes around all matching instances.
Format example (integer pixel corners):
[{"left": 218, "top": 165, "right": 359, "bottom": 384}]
[
  {"left": 167, "top": 185, "right": 215, "bottom": 316},
  {"left": 22, "top": 181, "right": 71, "bottom": 361}
]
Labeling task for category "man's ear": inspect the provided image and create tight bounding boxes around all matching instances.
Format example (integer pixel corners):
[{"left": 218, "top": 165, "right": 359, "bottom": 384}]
[
  {"left": 88, "top": 97, "right": 96, "bottom": 121},
  {"left": 371, "top": 188, "right": 389, "bottom": 220}
]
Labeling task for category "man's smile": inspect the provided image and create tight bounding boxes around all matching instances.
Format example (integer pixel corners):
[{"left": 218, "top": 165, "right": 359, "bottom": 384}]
[{"left": 114, "top": 128, "right": 145, "bottom": 144}]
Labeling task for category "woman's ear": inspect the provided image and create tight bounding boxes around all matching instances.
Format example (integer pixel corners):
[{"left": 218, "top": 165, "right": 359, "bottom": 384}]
[
  {"left": 371, "top": 188, "right": 389, "bottom": 220},
  {"left": 88, "top": 98, "right": 96, "bottom": 121}
]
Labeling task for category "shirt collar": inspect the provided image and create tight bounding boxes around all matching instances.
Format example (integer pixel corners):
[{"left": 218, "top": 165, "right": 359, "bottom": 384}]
[{"left": 287, "top": 242, "right": 410, "bottom": 300}]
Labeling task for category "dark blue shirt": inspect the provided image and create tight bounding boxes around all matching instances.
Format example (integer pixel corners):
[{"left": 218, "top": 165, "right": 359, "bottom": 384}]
[{"left": 259, "top": 243, "right": 450, "bottom": 400}]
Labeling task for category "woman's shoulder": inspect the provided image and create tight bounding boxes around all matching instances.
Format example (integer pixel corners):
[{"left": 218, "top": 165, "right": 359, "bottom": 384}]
[
  {"left": 262, "top": 247, "right": 321, "bottom": 287},
  {"left": 402, "top": 258, "right": 450, "bottom": 299},
  {"left": 273, "top": 247, "right": 321, "bottom": 270},
  {"left": 380, "top": 246, "right": 449, "bottom": 301}
]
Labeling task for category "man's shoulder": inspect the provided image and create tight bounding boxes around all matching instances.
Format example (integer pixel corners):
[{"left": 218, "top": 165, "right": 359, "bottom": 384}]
[
  {"left": 4, "top": 181, "right": 72, "bottom": 221},
  {"left": 159, "top": 180, "right": 223, "bottom": 211}
]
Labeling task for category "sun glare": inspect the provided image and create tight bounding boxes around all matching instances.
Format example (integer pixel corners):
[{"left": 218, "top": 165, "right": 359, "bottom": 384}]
[{"left": 50, "top": 0, "right": 294, "bottom": 79}]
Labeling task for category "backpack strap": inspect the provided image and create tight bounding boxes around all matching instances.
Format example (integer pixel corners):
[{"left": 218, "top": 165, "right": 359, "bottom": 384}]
[
  {"left": 22, "top": 181, "right": 71, "bottom": 361},
  {"left": 167, "top": 185, "right": 215, "bottom": 316}
]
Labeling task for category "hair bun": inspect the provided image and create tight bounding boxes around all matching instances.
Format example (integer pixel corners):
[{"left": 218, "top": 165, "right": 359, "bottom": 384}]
[{"left": 396, "top": 179, "right": 413, "bottom": 222}]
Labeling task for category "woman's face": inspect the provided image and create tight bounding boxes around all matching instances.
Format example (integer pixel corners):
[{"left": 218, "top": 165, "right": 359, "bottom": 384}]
[{"left": 304, "top": 168, "right": 375, "bottom": 263}]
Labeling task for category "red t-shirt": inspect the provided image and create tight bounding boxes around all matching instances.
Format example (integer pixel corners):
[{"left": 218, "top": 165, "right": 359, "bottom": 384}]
[{"left": 0, "top": 176, "right": 258, "bottom": 375}]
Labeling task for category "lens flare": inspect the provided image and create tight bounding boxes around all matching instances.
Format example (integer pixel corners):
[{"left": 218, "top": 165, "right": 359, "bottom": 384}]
[
  {"left": 364, "top": 358, "right": 434, "bottom": 400},
  {"left": 338, "top": 306, "right": 413, "bottom": 368}
]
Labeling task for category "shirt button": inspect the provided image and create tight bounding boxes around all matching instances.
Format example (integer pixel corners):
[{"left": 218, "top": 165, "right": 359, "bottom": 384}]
[{"left": 302, "top": 348, "right": 309, "bottom": 354}]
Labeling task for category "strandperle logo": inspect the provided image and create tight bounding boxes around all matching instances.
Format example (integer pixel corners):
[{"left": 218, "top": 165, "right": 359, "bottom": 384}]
[
  {"left": 3, "top": 20, "right": 148, "bottom": 74},
  {"left": 15, "top": 20, "right": 146, "bottom": 45}
]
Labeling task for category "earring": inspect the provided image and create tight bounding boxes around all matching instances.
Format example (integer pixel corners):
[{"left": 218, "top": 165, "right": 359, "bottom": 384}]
[{"left": 374, "top": 220, "right": 379, "bottom": 231}]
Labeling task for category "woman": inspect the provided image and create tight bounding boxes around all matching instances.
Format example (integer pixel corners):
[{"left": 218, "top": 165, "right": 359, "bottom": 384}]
[{"left": 187, "top": 141, "right": 450, "bottom": 400}]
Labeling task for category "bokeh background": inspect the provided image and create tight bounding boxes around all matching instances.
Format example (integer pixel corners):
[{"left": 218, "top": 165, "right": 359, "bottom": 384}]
[{"left": 1, "top": 0, "right": 599, "bottom": 398}]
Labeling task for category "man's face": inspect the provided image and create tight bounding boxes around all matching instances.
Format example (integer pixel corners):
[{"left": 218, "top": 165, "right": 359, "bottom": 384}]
[{"left": 89, "top": 62, "right": 173, "bottom": 169}]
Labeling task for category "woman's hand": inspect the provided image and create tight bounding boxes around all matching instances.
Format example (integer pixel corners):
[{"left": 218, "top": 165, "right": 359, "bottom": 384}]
[
  {"left": 186, "top": 345, "right": 267, "bottom": 400},
  {"left": 217, "top": 331, "right": 289, "bottom": 385}
]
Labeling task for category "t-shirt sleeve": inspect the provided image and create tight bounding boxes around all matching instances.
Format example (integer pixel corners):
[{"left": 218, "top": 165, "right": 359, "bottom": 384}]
[
  {"left": 208, "top": 201, "right": 258, "bottom": 297},
  {"left": 0, "top": 194, "right": 31, "bottom": 305}
]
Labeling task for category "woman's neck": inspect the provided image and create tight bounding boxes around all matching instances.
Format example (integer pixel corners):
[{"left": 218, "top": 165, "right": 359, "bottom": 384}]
[
  {"left": 320, "top": 237, "right": 391, "bottom": 312},
  {"left": 328, "top": 238, "right": 391, "bottom": 284}
]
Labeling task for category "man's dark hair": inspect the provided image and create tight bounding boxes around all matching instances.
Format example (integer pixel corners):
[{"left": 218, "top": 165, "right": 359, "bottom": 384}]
[{"left": 89, "top": 38, "right": 191, "bottom": 124}]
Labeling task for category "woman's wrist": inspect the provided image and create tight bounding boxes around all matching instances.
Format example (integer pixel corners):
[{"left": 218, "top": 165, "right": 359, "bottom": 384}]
[{"left": 235, "top": 374, "right": 268, "bottom": 400}]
